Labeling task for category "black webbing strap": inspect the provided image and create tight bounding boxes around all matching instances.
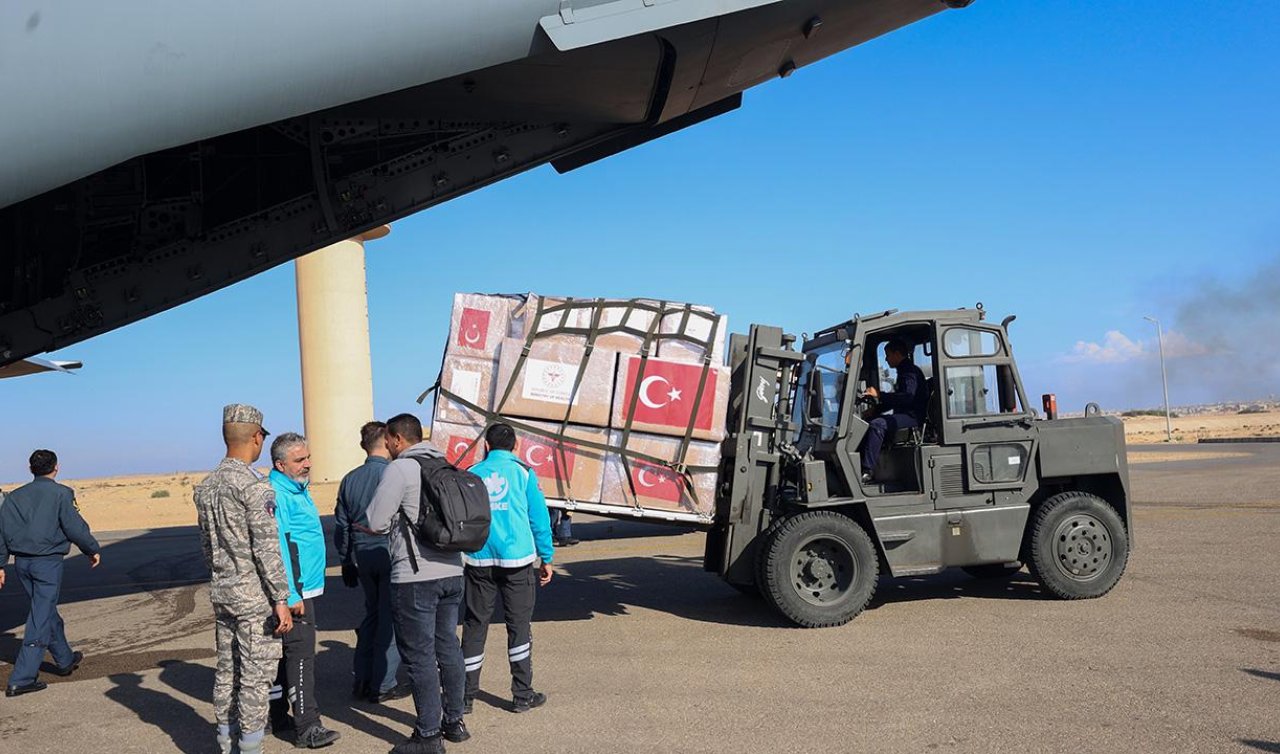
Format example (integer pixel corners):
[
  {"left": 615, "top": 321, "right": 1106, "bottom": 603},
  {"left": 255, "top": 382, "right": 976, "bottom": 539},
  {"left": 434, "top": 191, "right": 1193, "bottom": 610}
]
[
  {"left": 615, "top": 299, "right": 669, "bottom": 508},
  {"left": 673, "top": 312, "right": 722, "bottom": 466},
  {"left": 399, "top": 511, "right": 420, "bottom": 574},
  {"left": 544, "top": 297, "right": 606, "bottom": 501},
  {"left": 431, "top": 385, "right": 717, "bottom": 475},
  {"left": 494, "top": 295, "right": 547, "bottom": 415}
]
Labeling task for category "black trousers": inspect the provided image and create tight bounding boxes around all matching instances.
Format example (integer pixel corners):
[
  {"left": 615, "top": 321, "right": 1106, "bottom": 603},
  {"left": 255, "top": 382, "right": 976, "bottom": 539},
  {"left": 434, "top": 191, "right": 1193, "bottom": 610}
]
[
  {"left": 461, "top": 564, "right": 537, "bottom": 701},
  {"left": 270, "top": 598, "right": 319, "bottom": 733}
]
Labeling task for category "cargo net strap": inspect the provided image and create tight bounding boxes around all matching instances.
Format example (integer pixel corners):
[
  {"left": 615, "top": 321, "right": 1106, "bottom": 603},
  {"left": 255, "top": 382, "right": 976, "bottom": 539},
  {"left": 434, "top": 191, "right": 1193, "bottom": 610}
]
[{"left": 419, "top": 296, "right": 722, "bottom": 520}]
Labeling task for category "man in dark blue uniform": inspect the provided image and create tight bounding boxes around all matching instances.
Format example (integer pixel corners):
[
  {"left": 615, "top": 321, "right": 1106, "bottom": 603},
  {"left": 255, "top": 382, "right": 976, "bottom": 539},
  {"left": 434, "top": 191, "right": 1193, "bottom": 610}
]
[
  {"left": 334, "top": 421, "right": 410, "bottom": 704},
  {"left": 858, "top": 339, "right": 929, "bottom": 483},
  {"left": 0, "top": 449, "right": 101, "bottom": 697}
]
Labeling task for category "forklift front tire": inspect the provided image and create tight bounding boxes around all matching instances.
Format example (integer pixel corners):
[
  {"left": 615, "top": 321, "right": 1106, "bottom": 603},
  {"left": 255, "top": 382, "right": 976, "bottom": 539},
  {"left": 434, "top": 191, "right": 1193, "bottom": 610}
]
[{"left": 760, "top": 511, "right": 879, "bottom": 628}]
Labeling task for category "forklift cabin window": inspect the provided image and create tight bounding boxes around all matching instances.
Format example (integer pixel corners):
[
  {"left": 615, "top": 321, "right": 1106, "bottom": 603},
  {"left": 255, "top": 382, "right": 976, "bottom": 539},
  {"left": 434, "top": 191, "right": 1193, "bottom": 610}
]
[
  {"left": 945, "top": 364, "right": 1023, "bottom": 417},
  {"left": 795, "top": 341, "right": 848, "bottom": 442},
  {"left": 943, "top": 328, "right": 1000, "bottom": 358}
]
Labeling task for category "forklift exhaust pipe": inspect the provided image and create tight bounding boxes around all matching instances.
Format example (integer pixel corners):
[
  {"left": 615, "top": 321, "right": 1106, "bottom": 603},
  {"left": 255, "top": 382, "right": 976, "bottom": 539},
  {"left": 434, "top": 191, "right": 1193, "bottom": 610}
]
[{"left": 1042, "top": 393, "right": 1058, "bottom": 420}]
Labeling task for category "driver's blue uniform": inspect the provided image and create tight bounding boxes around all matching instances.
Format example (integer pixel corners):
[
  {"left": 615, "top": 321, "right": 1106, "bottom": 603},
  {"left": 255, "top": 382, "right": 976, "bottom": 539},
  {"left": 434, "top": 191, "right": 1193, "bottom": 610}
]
[{"left": 859, "top": 358, "right": 928, "bottom": 476}]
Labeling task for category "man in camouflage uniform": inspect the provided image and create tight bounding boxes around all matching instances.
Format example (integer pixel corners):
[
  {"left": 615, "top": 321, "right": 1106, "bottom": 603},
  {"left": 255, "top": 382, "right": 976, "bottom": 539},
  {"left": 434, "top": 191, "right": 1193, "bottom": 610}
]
[{"left": 195, "top": 404, "right": 295, "bottom": 754}]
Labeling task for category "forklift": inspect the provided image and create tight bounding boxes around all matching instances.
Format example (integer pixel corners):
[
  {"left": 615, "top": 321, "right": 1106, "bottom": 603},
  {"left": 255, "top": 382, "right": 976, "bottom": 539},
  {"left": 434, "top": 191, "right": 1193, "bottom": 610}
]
[{"left": 705, "top": 307, "right": 1131, "bottom": 627}]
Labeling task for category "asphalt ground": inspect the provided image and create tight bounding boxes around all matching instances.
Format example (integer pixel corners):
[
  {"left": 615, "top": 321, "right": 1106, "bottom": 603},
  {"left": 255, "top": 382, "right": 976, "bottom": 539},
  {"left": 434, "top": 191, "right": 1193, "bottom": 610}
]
[{"left": 1, "top": 444, "right": 1278, "bottom": 753}]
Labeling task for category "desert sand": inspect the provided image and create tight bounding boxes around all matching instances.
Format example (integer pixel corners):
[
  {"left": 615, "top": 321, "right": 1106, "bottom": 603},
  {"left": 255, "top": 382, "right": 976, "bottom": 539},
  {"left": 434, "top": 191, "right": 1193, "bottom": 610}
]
[{"left": 4, "top": 411, "right": 1275, "bottom": 534}]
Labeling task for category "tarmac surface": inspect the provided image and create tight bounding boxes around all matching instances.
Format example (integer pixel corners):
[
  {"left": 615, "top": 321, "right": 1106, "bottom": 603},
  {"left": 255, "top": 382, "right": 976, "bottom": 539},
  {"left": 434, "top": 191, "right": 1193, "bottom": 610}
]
[{"left": 2, "top": 443, "right": 1278, "bottom": 753}]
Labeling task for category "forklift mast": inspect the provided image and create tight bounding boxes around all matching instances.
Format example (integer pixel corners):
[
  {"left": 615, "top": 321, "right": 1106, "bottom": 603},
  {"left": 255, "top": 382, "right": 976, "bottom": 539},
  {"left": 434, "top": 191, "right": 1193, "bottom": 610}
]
[{"left": 704, "top": 324, "right": 803, "bottom": 587}]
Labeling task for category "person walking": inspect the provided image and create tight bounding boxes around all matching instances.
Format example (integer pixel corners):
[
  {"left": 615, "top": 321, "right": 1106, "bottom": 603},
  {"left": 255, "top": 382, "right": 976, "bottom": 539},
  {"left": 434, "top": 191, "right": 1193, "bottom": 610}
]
[
  {"left": 367, "top": 414, "right": 468, "bottom": 754},
  {"left": 334, "top": 421, "right": 410, "bottom": 704},
  {"left": 267, "top": 433, "right": 340, "bottom": 749},
  {"left": 0, "top": 449, "right": 100, "bottom": 698},
  {"left": 193, "top": 405, "right": 294, "bottom": 754},
  {"left": 461, "top": 423, "right": 555, "bottom": 715}
]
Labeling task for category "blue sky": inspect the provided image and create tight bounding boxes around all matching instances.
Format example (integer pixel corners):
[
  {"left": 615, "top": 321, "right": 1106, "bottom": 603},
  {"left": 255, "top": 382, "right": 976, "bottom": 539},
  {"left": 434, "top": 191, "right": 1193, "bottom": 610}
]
[{"left": 3, "top": 0, "right": 1277, "bottom": 481}]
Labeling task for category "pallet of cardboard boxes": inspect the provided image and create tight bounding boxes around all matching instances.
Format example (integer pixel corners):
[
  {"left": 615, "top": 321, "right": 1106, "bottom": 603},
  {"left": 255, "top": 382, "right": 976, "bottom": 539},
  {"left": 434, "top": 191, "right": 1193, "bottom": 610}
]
[{"left": 426, "top": 293, "right": 729, "bottom": 523}]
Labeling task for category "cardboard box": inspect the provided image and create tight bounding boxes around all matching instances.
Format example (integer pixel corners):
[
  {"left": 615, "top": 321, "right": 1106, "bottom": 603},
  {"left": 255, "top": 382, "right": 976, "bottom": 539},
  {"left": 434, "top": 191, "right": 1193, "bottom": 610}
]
[
  {"left": 589, "top": 299, "right": 660, "bottom": 354},
  {"left": 435, "top": 355, "right": 497, "bottom": 425},
  {"left": 509, "top": 294, "right": 592, "bottom": 344},
  {"left": 601, "top": 432, "right": 719, "bottom": 517},
  {"left": 493, "top": 337, "right": 617, "bottom": 426},
  {"left": 429, "top": 420, "right": 486, "bottom": 469},
  {"left": 658, "top": 306, "right": 728, "bottom": 365},
  {"left": 513, "top": 421, "right": 607, "bottom": 503},
  {"left": 612, "top": 354, "right": 730, "bottom": 442},
  {"left": 447, "top": 293, "right": 517, "bottom": 360}
]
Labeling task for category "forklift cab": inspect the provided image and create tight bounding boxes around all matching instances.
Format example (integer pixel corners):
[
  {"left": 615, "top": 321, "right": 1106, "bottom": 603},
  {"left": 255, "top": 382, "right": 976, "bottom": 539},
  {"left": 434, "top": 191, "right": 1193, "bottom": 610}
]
[{"left": 796, "top": 309, "right": 1033, "bottom": 503}]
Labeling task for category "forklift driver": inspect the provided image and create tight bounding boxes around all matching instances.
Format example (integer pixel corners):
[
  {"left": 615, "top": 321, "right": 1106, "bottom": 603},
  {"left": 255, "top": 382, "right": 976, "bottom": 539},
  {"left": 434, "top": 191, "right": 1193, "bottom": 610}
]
[{"left": 857, "top": 338, "right": 928, "bottom": 484}]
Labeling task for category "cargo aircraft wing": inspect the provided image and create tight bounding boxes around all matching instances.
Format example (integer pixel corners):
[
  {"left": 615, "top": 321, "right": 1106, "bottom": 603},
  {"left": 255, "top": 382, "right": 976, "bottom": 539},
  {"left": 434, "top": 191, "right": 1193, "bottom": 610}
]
[{"left": 0, "top": 0, "right": 972, "bottom": 368}]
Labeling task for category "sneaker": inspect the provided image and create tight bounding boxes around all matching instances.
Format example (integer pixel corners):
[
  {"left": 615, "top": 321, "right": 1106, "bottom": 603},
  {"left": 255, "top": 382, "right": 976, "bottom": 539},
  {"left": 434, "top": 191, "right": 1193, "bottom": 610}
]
[
  {"left": 462, "top": 697, "right": 474, "bottom": 716},
  {"left": 50, "top": 651, "right": 84, "bottom": 677},
  {"left": 442, "top": 718, "right": 471, "bottom": 743},
  {"left": 390, "top": 733, "right": 446, "bottom": 754},
  {"left": 294, "top": 724, "right": 341, "bottom": 749},
  {"left": 369, "top": 682, "right": 414, "bottom": 704},
  {"left": 512, "top": 691, "right": 547, "bottom": 713}
]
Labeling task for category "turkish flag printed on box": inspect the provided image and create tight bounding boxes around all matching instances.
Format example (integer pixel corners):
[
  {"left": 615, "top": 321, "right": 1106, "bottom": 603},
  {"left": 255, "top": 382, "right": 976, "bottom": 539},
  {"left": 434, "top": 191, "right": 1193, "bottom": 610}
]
[
  {"left": 627, "top": 459, "right": 684, "bottom": 504},
  {"left": 447, "top": 293, "right": 514, "bottom": 359},
  {"left": 515, "top": 422, "right": 606, "bottom": 503},
  {"left": 518, "top": 433, "right": 577, "bottom": 484},
  {"left": 432, "top": 427, "right": 486, "bottom": 468},
  {"left": 613, "top": 355, "right": 730, "bottom": 442},
  {"left": 600, "top": 431, "right": 719, "bottom": 516},
  {"left": 456, "top": 307, "right": 492, "bottom": 352}
]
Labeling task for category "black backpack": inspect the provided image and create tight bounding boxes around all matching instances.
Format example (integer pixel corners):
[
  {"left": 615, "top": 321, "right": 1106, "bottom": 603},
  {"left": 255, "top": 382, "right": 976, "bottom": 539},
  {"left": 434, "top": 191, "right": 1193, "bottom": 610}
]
[{"left": 398, "top": 456, "right": 491, "bottom": 569}]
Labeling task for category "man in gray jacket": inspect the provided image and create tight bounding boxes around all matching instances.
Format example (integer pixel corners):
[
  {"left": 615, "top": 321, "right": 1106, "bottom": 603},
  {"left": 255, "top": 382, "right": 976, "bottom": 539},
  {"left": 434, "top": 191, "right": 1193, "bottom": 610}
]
[{"left": 367, "top": 414, "right": 468, "bottom": 754}]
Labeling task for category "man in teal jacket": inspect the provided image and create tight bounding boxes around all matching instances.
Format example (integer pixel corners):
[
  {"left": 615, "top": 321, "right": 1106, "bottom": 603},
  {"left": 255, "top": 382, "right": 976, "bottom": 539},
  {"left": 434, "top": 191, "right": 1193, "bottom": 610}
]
[
  {"left": 267, "top": 433, "right": 339, "bottom": 749},
  {"left": 461, "top": 423, "right": 555, "bottom": 714}
]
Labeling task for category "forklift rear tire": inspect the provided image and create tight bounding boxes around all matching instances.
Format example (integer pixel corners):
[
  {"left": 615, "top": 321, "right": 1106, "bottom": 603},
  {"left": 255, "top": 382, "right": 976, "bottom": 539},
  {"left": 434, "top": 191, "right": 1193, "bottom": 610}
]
[
  {"left": 962, "top": 563, "right": 1023, "bottom": 579},
  {"left": 1029, "top": 491, "right": 1129, "bottom": 600},
  {"left": 760, "top": 511, "right": 879, "bottom": 628}
]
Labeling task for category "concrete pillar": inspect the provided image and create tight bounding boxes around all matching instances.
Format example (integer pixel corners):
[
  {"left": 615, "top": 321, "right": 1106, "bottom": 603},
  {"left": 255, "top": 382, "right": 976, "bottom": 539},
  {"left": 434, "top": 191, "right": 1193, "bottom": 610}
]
[{"left": 295, "top": 225, "right": 389, "bottom": 483}]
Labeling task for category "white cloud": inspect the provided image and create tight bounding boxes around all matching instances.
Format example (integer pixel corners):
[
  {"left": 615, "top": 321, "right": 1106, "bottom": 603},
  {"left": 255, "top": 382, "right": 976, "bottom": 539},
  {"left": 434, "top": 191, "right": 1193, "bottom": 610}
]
[
  {"left": 1063, "top": 330, "right": 1146, "bottom": 364},
  {"left": 1060, "top": 329, "right": 1212, "bottom": 364}
]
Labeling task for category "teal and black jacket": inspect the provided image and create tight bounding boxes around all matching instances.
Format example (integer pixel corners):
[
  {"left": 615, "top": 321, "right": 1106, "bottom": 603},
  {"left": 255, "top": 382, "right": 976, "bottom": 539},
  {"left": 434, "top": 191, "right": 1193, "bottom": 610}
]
[
  {"left": 269, "top": 469, "right": 326, "bottom": 606},
  {"left": 463, "top": 450, "right": 554, "bottom": 569}
]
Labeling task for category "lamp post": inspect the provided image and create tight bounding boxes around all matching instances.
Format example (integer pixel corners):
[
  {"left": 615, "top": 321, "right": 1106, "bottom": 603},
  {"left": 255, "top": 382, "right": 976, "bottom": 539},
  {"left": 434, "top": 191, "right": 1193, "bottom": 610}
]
[{"left": 1143, "top": 316, "right": 1173, "bottom": 443}]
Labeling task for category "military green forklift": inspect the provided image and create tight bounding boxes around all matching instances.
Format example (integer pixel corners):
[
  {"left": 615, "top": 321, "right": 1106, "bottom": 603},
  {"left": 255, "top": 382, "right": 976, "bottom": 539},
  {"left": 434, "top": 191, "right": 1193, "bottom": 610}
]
[{"left": 704, "top": 307, "right": 1131, "bottom": 627}]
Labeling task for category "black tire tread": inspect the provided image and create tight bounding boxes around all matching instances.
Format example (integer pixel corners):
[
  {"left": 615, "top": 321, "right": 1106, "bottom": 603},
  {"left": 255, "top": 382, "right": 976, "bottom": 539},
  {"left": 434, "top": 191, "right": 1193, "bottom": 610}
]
[
  {"left": 1029, "top": 490, "right": 1129, "bottom": 601},
  {"left": 760, "top": 511, "right": 879, "bottom": 628}
]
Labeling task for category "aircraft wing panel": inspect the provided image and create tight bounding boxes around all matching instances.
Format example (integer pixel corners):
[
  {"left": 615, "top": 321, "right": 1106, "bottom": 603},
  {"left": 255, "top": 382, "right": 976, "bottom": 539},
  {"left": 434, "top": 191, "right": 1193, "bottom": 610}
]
[{"left": 540, "top": 0, "right": 783, "bottom": 51}]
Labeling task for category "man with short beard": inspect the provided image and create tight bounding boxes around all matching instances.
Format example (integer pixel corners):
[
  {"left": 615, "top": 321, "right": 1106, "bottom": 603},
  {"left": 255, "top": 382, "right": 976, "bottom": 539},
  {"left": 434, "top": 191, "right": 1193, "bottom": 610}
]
[{"left": 267, "top": 432, "right": 340, "bottom": 749}]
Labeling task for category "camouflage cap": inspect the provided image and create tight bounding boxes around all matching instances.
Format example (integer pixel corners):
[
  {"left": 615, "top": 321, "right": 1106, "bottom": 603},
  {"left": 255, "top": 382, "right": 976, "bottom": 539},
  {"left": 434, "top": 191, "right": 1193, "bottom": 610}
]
[{"left": 222, "top": 403, "right": 270, "bottom": 435}]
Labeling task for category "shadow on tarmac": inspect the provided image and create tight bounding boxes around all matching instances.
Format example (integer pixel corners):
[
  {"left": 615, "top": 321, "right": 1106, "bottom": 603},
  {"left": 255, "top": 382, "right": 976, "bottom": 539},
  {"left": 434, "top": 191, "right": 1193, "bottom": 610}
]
[
  {"left": 105, "top": 672, "right": 213, "bottom": 753},
  {"left": 871, "top": 570, "right": 1045, "bottom": 609}
]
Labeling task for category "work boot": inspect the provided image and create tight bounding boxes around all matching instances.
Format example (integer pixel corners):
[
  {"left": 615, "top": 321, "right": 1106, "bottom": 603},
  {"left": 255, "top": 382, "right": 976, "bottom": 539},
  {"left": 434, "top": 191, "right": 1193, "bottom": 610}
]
[
  {"left": 294, "top": 723, "right": 341, "bottom": 749},
  {"left": 442, "top": 718, "right": 471, "bottom": 743},
  {"left": 50, "top": 651, "right": 84, "bottom": 677},
  {"left": 512, "top": 691, "right": 547, "bottom": 713},
  {"left": 389, "top": 732, "right": 446, "bottom": 754},
  {"left": 4, "top": 681, "right": 47, "bottom": 697}
]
